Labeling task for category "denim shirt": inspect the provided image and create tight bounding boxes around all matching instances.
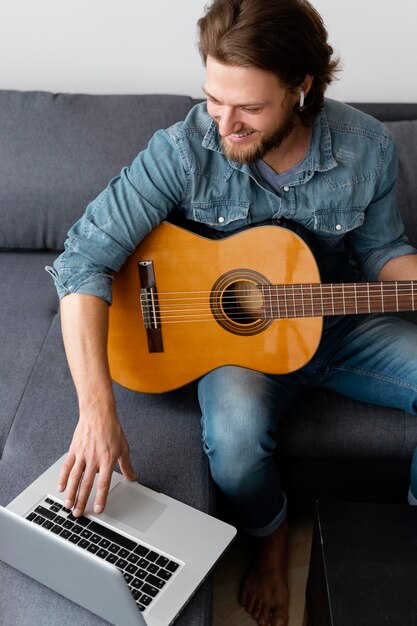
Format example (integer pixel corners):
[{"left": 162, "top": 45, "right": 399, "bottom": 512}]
[{"left": 47, "top": 98, "right": 416, "bottom": 305}]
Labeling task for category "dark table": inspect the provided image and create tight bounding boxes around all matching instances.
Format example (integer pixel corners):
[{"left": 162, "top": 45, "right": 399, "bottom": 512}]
[{"left": 306, "top": 501, "right": 417, "bottom": 626}]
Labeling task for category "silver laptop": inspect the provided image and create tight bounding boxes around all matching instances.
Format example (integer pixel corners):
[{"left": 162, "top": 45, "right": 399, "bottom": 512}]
[{"left": 0, "top": 454, "right": 236, "bottom": 626}]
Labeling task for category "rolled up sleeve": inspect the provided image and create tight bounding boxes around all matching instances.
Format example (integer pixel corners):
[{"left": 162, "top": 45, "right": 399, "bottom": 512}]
[{"left": 45, "top": 129, "right": 187, "bottom": 304}]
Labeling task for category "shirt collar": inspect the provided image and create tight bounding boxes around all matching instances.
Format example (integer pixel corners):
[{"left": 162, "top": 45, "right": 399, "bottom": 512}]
[{"left": 305, "top": 107, "right": 338, "bottom": 174}]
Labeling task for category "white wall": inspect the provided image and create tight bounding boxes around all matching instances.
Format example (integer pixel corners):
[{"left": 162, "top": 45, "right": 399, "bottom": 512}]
[
  {"left": 314, "top": 0, "right": 417, "bottom": 103},
  {"left": 2, "top": 0, "right": 416, "bottom": 102}
]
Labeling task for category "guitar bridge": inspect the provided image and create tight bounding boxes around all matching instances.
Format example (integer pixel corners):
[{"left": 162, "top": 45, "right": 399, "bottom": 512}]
[{"left": 138, "top": 261, "right": 164, "bottom": 353}]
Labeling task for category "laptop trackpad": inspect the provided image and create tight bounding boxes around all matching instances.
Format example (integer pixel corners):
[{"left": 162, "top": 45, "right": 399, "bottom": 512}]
[{"left": 105, "top": 483, "right": 167, "bottom": 533}]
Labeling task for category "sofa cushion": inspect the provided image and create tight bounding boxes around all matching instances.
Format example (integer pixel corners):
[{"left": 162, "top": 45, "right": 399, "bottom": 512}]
[
  {"left": 280, "top": 387, "right": 417, "bottom": 460},
  {"left": 385, "top": 120, "right": 417, "bottom": 248},
  {"left": 0, "top": 251, "right": 59, "bottom": 455},
  {"left": 0, "top": 91, "right": 195, "bottom": 250}
]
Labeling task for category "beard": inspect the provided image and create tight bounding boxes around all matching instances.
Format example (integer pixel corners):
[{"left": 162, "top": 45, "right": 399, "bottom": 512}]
[{"left": 219, "top": 105, "right": 297, "bottom": 164}]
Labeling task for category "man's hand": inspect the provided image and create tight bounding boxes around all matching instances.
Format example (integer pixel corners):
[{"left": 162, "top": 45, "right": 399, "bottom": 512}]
[{"left": 57, "top": 410, "right": 136, "bottom": 517}]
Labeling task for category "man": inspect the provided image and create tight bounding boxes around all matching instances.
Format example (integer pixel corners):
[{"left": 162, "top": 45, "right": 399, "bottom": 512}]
[{"left": 47, "top": 1, "right": 417, "bottom": 625}]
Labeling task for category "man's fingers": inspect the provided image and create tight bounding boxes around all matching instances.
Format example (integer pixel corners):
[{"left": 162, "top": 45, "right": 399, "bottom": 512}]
[
  {"left": 94, "top": 466, "right": 114, "bottom": 514},
  {"left": 72, "top": 469, "right": 97, "bottom": 516},
  {"left": 57, "top": 452, "right": 76, "bottom": 493},
  {"left": 119, "top": 447, "right": 137, "bottom": 482},
  {"left": 67, "top": 459, "right": 117, "bottom": 517},
  {"left": 63, "top": 459, "right": 87, "bottom": 511}
]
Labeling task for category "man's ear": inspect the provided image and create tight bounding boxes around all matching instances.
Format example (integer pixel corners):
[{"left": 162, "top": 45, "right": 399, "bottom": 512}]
[{"left": 301, "top": 74, "right": 314, "bottom": 99}]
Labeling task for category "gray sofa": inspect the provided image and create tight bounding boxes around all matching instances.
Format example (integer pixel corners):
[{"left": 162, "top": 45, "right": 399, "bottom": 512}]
[{"left": 0, "top": 89, "right": 416, "bottom": 625}]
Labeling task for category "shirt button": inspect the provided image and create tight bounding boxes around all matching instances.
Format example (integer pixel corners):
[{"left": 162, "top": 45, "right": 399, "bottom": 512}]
[
  {"left": 335, "top": 224, "right": 342, "bottom": 231},
  {"left": 218, "top": 216, "right": 225, "bottom": 224},
  {"left": 283, "top": 186, "right": 290, "bottom": 192}
]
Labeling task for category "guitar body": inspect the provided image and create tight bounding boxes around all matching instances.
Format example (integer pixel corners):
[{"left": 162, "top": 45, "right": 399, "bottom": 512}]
[{"left": 108, "top": 221, "right": 322, "bottom": 393}]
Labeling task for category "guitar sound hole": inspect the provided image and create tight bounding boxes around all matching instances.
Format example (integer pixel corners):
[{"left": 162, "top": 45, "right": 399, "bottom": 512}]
[
  {"left": 211, "top": 269, "right": 272, "bottom": 336},
  {"left": 222, "top": 281, "right": 263, "bottom": 325}
]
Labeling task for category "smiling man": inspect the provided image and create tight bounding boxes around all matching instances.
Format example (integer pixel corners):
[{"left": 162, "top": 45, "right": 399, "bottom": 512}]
[{"left": 48, "top": 2, "right": 417, "bottom": 626}]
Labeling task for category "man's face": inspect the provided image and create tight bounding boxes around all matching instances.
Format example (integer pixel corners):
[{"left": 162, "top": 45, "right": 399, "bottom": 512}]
[{"left": 204, "top": 57, "right": 299, "bottom": 163}]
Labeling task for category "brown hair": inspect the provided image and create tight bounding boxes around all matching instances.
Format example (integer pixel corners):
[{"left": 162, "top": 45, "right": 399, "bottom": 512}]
[{"left": 198, "top": 0, "right": 340, "bottom": 121}]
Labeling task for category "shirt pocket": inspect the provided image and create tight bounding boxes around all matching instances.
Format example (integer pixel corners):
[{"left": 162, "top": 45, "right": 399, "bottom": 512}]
[
  {"left": 312, "top": 207, "right": 365, "bottom": 238},
  {"left": 192, "top": 200, "right": 251, "bottom": 229}
]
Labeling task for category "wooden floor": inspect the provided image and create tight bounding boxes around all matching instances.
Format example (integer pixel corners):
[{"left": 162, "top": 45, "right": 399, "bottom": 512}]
[{"left": 212, "top": 516, "right": 313, "bottom": 626}]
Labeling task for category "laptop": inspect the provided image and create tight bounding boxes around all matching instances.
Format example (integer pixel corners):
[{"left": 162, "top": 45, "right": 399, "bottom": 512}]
[{"left": 0, "top": 454, "right": 236, "bottom": 626}]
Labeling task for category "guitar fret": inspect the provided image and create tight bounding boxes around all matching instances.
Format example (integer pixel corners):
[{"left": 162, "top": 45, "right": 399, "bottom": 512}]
[
  {"left": 314, "top": 285, "right": 319, "bottom": 316},
  {"left": 268, "top": 286, "right": 280, "bottom": 319},
  {"left": 292, "top": 285, "right": 296, "bottom": 318},
  {"left": 283, "top": 287, "right": 286, "bottom": 318},
  {"left": 262, "top": 286, "right": 269, "bottom": 319},
  {"left": 277, "top": 286, "right": 280, "bottom": 318},
  {"left": 275, "top": 286, "right": 279, "bottom": 319}
]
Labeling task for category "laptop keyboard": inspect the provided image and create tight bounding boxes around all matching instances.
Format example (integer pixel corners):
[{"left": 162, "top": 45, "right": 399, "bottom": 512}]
[{"left": 25, "top": 497, "right": 181, "bottom": 612}]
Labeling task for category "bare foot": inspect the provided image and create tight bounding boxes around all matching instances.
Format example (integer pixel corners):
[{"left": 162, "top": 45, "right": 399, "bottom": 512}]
[{"left": 239, "top": 520, "right": 289, "bottom": 626}]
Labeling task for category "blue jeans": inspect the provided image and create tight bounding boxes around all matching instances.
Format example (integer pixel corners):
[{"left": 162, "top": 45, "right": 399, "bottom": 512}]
[{"left": 198, "top": 314, "right": 417, "bottom": 536}]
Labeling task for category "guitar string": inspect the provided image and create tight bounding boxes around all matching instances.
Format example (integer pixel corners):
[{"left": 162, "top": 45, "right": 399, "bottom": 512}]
[
  {"left": 150, "top": 283, "right": 416, "bottom": 297},
  {"left": 152, "top": 288, "right": 417, "bottom": 301},
  {"left": 152, "top": 288, "right": 417, "bottom": 303},
  {"left": 148, "top": 282, "right": 415, "bottom": 293},
  {"left": 138, "top": 283, "right": 416, "bottom": 323}
]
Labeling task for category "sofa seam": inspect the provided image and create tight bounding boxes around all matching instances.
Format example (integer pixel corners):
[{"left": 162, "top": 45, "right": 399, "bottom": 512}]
[{"left": 0, "top": 311, "right": 59, "bottom": 460}]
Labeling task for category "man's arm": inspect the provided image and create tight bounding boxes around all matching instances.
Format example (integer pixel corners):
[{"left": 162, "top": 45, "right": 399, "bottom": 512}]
[
  {"left": 57, "top": 293, "right": 136, "bottom": 517},
  {"left": 377, "top": 253, "right": 417, "bottom": 281}
]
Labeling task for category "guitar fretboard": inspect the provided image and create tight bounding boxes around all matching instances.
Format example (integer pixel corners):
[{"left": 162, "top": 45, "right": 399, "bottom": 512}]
[{"left": 261, "top": 281, "right": 417, "bottom": 319}]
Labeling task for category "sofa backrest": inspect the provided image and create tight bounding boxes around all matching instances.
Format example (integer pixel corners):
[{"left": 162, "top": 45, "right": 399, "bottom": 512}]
[
  {"left": 0, "top": 91, "right": 416, "bottom": 251},
  {"left": 0, "top": 91, "right": 195, "bottom": 250},
  {"left": 383, "top": 119, "right": 417, "bottom": 249}
]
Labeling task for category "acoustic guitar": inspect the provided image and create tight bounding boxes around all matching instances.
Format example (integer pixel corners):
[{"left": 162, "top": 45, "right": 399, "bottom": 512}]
[{"left": 108, "top": 221, "right": 417, "bottom": 393}]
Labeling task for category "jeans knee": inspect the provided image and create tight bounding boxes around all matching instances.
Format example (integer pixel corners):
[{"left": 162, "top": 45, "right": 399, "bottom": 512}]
[
  {"left": 206, "top": 447, "right": 254, "bottom": 495},
  {"left": 203, "top": 426, "right": 274, "bottom": 496}
]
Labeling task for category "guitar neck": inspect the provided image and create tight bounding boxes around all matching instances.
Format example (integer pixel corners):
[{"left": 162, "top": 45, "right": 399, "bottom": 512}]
[{"left": 262, "top": 281, "right": 417, "bottom": 319}]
